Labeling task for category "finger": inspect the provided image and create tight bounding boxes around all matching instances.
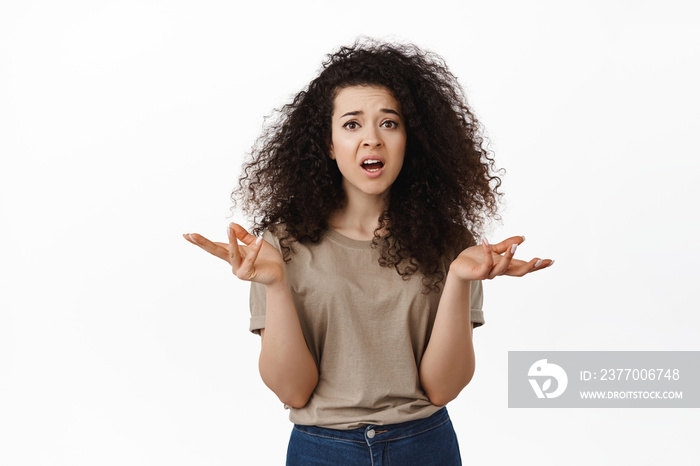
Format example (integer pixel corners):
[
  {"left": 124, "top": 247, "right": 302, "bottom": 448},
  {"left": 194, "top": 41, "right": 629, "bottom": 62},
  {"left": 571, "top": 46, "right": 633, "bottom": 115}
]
[
  {"left": 228, "top": 224, "right": 242, "bottom": 270},
  {"left": 489, "top": 235, "right": 526, "bottom": 255},
  {"left": 533, "top": 258, "right": 554, "bottom": 271},
  {"left": 489, "top": 242, "right": 518, "bottom": 278},
  {"left": 525, "top": 258, "right": 554, "bottom": 274},
  {"left": 507, "top": 257, "right": 551, "bottom": 277},
  {"left": 232, "top": 223, "right": 258, "bottom": 245},
  {"left": 237, "top": 236, "right": 264, "bottom": 280},
  {"left": 502, "top": 258, "right": 535, "bottom": 277},
  {"left": 184, "top": 233, "right": 229, "bottom": 262}
]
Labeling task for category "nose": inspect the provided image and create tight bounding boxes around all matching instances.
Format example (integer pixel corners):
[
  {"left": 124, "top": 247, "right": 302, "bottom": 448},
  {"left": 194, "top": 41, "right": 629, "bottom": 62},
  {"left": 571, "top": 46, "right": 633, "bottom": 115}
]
[{"left": 362, "top": 126, "right": 382, "bottom": 147}]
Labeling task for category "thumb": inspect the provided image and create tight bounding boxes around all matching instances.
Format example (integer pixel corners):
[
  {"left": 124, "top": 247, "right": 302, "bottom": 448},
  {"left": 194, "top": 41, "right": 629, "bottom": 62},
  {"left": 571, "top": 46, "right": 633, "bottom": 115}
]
[{"left": 230, "top": 223, "right": 258, "bottom": 245}]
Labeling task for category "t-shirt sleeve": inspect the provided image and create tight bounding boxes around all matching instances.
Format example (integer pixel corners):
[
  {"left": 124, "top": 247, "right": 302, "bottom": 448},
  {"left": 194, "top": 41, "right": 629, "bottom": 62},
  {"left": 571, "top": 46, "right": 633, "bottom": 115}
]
[
  {"left": 249, "top": 281, "right": 267, "bottom": 335},
  {"left": 470, "top": 279, "right": 485, "bottom": 328},
  {"left": 446, "top": 235, "right": 485, "bottom": 329},
  {"left": 248, "top": 229, "right": 281, "bottom": 335}
]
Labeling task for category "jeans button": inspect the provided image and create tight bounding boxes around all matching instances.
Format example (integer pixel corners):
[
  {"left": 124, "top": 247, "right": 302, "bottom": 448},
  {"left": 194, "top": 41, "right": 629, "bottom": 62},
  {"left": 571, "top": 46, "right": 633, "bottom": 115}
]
[{"left": 367, "top": 429, "right": 375, "bottom": 439}]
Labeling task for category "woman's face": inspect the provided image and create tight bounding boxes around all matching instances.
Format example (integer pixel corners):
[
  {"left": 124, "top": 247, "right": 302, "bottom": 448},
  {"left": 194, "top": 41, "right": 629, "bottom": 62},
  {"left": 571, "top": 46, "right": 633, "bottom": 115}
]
[{"left": 329, "top": 85, "right": 406, "bottom": 200}]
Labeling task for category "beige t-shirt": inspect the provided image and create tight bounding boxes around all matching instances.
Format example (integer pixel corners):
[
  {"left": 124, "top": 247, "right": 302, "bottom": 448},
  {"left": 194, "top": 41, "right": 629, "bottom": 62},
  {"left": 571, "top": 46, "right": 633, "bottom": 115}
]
[{"left": 249, "top": 228, "right": 484, "bottom": 430}]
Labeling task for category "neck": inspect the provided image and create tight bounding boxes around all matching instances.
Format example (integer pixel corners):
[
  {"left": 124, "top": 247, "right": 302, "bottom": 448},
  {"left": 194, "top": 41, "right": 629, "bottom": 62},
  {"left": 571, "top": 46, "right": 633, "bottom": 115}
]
[{"left": 329, "top": 186, "right": 389, "bottom": 241}]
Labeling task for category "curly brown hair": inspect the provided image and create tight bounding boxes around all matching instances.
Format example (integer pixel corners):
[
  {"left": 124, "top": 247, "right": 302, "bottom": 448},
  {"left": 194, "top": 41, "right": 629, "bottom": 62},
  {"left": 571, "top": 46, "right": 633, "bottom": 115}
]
[{"left": 232, "top": 38, "right": 502, "bottom": 292}]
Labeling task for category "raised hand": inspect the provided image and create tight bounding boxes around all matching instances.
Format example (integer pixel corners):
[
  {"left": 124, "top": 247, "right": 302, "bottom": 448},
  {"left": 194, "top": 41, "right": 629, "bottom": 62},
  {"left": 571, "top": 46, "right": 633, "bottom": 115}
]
[
  {"left": 449, "top": 236, "right": 553, "bottom": 282},
  {"left": 183, "top": 223, "right": 285, "bottom": 285}
]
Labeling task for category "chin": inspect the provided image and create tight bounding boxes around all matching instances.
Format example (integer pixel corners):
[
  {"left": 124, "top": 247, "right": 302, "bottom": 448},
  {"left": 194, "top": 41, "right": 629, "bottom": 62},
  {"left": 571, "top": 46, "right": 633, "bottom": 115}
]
[
  {"left": 361, "top": 184, "right": 392, "bottom": 197},
  {"left": 343, "top": 177, "right": 395, "bottom": 199}
]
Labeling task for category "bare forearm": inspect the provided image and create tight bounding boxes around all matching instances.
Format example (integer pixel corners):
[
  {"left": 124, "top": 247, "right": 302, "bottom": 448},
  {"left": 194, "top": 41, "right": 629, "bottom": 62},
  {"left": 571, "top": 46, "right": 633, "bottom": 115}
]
[
  {"left": 258, "top": 279, "right": 319, "bottom": 408},
  {"left": 419, "top": 270, "right": 475, "bottom": 406}
]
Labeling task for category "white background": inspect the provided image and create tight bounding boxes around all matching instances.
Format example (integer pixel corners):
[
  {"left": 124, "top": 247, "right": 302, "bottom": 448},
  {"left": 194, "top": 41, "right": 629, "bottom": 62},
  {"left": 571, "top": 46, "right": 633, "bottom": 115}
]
[{"left": 1, "top": 1, "right": 699, "bottom": 464}]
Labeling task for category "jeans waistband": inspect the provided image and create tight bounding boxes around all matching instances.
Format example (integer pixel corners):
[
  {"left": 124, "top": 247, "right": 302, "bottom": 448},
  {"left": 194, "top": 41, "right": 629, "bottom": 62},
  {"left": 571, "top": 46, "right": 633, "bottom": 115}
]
[{"left": 292, "top": 407, "right": 451, "bottom": 445}]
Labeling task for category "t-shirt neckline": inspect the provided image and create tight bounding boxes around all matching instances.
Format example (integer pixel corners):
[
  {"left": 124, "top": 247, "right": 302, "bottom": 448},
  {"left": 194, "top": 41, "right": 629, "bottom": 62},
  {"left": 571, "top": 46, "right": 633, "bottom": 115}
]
[{"left": 325, "top": 229, "right": 374, "bottom": 249}]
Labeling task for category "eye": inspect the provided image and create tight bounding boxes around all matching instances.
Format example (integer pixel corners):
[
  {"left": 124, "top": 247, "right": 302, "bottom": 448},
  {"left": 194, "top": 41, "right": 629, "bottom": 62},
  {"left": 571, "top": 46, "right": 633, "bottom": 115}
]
[
  {"left": 381, "top": 120, "right": 399, "bottom": 129},
  {"left": 342, "top": 121, "right": 360, "bottom": 130}
]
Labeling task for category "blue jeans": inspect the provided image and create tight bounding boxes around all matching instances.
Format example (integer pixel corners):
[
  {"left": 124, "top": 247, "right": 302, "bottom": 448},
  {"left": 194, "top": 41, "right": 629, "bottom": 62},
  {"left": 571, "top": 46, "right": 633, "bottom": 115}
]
[{"left": 286, "top": 407, "right": 462, "bottom": 465}]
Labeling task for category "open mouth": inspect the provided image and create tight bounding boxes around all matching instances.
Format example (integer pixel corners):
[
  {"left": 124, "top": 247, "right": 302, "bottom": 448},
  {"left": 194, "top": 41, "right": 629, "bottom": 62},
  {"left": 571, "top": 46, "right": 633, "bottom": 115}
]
[{"left": 361, "top": 159, "right": 384, "bottom": 172}]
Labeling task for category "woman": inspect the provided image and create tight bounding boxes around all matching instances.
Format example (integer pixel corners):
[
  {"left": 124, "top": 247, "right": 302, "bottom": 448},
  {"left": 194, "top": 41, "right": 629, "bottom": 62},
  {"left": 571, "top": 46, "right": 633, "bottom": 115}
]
[{"left": 184, "top": 39, "right": 552, "bottom": 465}]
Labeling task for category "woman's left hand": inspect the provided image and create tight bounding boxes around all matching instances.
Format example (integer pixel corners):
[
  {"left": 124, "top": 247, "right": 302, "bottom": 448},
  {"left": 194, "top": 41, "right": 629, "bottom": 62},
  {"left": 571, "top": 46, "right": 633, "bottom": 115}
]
[{"left": 450, "top": 236, "right": 553, "bottom": 281}]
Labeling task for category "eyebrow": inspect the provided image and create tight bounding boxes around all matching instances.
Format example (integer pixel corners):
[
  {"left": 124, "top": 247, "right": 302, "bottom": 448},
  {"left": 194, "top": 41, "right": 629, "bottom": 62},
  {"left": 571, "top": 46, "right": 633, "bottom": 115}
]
[{"left": 339, "top": 109, "right": 401, "bottom": 118}]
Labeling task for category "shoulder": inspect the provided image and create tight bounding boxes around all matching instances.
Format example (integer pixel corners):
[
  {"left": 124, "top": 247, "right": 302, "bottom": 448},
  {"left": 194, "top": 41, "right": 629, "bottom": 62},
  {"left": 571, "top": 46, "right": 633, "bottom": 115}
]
[
  {"left": 259, "top": 224, "right": 286, "bottom": 252},
  {"left": 261, "top": 223, "right": 314, "bottom": 259}
]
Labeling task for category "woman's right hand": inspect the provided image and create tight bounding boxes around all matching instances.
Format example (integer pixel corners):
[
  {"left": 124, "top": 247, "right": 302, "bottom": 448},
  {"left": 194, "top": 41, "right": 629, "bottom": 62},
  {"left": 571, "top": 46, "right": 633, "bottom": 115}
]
[{"left": 183, "top": 223, "right": 285, "bottom": 286}]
